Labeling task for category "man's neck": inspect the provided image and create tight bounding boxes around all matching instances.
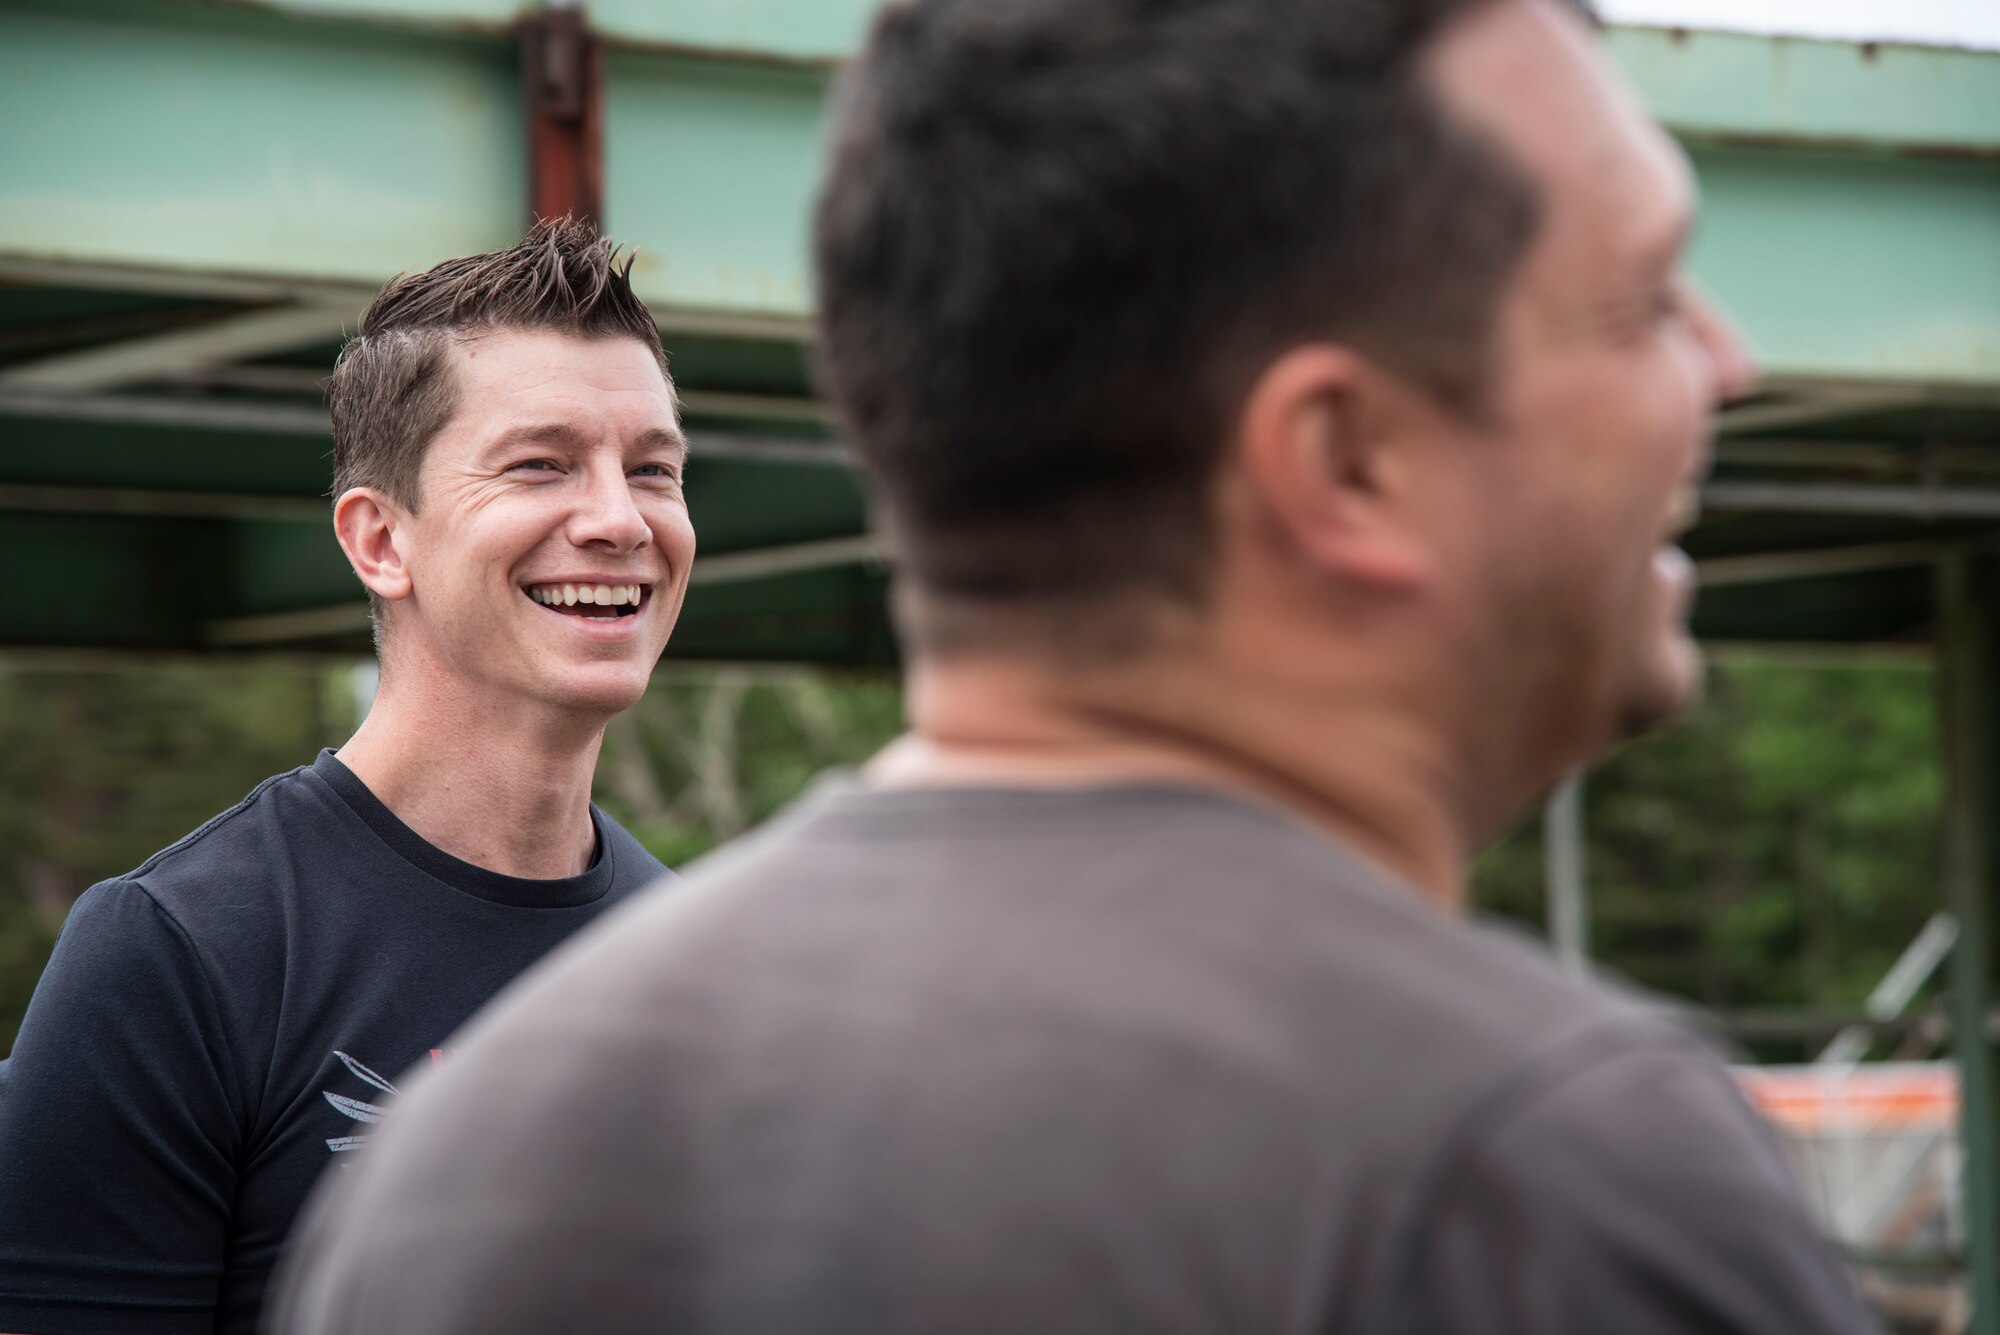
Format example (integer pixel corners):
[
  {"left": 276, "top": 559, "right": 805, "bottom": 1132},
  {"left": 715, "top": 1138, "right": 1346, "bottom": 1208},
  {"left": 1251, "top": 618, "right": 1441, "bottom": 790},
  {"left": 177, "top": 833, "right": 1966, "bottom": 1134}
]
[
  {"left": 876, "top": 651, "right": 1479, "bottom": 912},
  {"left": 336, "top": 670, "right": 607, "bottom": 881}
]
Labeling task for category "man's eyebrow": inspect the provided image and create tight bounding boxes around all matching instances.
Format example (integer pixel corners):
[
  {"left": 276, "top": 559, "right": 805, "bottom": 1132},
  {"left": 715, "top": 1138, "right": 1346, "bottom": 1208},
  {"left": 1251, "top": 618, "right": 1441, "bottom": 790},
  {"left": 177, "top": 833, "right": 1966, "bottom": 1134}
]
[
  {"left": 482, "top": 423, "right": 689, "bottom": 459},
  {"left": 635, "top": 426, "right": 689, "bottom": 459},
  {"left": 485, "top": 422, "right": 593, "bottom": 454}
]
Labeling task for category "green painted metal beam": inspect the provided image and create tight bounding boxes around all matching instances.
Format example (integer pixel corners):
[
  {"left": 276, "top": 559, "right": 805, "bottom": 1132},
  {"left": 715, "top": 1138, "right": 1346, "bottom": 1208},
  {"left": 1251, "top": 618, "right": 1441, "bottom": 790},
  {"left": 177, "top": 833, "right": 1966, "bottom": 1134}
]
[
  {"left": 0, "top": 0, "right": 522, "bottom": 290},
  {"left": 5, "top": 0, "right": 2000, "bottom": 658},
  {"left": 7, "top": 0, "right": 1998, "bottom": 385},
  {"left": 193, "top": 0, "right": 2000, "bottom": 134},
  {"left": 1937, "top": 552, "right": 2000, "bottom": 1334},
  {"left": 1609, "top": 26, "right": 2000, "bottom": 157},
  {"left": 212, "top": 0, "right": 879, "bottom": 65},
  {"left": 589, "top": 0, "right": 875, "bottom": 66},
  {"left": 0, "top": 378, "right": 872, "bottom": 656},
  {"left": 0, "top": 501, "right": 890, "bottom": 662},
  {"left": 1690, "top": 146, "right": 2000, "bottom": 387},
  {"left": 606, "top": 53, "right": 827, "bottom": 319}
]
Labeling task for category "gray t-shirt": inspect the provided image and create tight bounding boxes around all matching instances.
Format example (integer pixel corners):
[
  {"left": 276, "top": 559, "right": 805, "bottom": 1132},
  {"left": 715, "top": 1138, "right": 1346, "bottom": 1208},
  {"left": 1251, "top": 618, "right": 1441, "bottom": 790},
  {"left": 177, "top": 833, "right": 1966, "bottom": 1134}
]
[{"left": 273, "top": 782, "right": 1876, "bottom": 1334}]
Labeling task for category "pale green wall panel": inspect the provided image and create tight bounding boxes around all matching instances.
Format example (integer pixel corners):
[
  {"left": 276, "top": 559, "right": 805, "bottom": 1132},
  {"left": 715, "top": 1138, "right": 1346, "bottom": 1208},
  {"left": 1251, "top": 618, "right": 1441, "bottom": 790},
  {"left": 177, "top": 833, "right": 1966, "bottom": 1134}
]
[
  {"left": 605, "top": 53, "right": 827, "bottom": 317},
  {"left": 591, "top": 0, "right": 877, "bottom": 64},
  {"left": 235, "top": 0, "right": 880, "bottom": 62},
  {"left": 5, "top": 0, "right": 1998, "bottom": 388},
  {"left": 0, "top": 1, "right": 523, "bottom": 284},
  {"left": 1689, "top": 147, "right": 2000, "bottom": 385},
  {"left": 1612, "top": 27, "right": 2000, "bottom": 154}
]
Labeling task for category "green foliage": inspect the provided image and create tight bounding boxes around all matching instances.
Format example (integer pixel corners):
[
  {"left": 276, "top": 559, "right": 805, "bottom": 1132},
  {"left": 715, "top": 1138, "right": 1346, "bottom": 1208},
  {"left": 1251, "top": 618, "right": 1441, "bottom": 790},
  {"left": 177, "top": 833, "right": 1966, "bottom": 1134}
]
[
  {"left": 0, "top": 662, "right": 352, "bottom": 1052},
  {"left": 1476, "top": 654, "right": 1941, "bottom": 1038},
  {"left": 0, "top": 654, "right": 1949, "bottom": 1062},
  {"left": 593, "top": 669, "right": 903, "bottom": 868},
  {"left": 0, "top": 901, "right": 56, "bottom": 1062}
]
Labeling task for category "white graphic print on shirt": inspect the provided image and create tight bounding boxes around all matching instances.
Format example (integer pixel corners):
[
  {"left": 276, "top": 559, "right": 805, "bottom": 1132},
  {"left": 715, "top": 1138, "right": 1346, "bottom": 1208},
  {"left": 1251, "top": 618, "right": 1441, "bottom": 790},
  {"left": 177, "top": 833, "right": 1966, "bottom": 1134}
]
[{"left": 321, "top": 1050, "right": 396, "bottom": 1155}]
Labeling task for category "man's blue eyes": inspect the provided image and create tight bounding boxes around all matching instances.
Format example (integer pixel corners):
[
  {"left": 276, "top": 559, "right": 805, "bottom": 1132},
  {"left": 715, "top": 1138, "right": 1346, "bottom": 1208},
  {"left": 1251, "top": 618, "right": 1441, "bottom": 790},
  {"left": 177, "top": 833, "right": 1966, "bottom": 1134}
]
[{"left": 507, "top": 460, "right": 677, "bottom": 479}]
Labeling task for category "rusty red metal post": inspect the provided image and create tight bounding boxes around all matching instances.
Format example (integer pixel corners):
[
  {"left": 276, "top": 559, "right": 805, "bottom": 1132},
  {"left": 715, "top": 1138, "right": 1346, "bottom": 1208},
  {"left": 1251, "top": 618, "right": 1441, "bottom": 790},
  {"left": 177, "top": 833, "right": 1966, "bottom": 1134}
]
[{"left": 519, "top": 4, "right": 604, "bottom": 227}]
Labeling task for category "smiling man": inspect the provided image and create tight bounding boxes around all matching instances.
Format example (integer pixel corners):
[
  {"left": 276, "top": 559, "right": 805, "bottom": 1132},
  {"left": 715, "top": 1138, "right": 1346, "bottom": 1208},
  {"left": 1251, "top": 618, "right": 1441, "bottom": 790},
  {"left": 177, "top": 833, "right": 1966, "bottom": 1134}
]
[
  {"left": 278, "top": 3, "right": 1875, "bottom": 1332},
  {"left": 0, "top": 221, "right": 688, "bottom": 1335}
]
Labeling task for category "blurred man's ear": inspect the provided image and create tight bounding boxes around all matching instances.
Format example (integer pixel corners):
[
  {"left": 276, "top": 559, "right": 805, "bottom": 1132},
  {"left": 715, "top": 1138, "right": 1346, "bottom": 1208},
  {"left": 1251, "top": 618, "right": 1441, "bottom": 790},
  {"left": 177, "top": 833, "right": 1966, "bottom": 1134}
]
[
  {"left": 1233, "top": 346, "right": 1434, "bottom": 594},
  {"left": 333, "top": 488, "right": 415, "bottom": 603}
]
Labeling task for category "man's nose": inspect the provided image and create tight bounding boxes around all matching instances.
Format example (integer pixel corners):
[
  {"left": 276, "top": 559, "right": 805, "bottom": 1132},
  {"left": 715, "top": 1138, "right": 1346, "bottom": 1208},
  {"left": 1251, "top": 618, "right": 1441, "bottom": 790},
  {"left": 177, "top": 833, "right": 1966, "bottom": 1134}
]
[
  {"left": 569, "top": 468, "right": 652, "bottom": 551},
  {"left": 1684, "top": 279, "right": 1758, "bottom": 406}
]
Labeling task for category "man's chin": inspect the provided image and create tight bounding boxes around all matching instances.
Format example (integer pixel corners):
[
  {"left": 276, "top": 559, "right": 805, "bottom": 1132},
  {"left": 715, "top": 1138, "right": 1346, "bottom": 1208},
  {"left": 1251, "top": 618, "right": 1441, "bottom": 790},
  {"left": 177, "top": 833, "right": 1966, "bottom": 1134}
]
[
  {"left": 1615, "top": 634, "right": 1705, "bottom": 742},
  {"left": 537, "top": 662, "right": 656, "bottom": 718}
]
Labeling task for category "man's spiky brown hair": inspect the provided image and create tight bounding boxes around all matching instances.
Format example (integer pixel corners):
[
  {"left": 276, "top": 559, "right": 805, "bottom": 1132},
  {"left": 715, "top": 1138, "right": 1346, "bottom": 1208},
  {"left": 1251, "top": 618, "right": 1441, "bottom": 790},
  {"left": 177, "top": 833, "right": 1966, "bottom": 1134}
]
[{"left": 328, "top": 217, "right": 666, "bottom": 512}]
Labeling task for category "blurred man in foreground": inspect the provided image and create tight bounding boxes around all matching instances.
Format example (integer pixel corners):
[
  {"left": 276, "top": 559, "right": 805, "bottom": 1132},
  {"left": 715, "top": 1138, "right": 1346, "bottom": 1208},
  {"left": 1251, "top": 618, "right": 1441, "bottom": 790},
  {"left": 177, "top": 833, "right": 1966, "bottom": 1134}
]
[
  {"left": 276, "top": 1, "right": 1877, "bottom": 1331},
  {"left": 0, "top": 221, "right": 691, "bottom": 1333}
]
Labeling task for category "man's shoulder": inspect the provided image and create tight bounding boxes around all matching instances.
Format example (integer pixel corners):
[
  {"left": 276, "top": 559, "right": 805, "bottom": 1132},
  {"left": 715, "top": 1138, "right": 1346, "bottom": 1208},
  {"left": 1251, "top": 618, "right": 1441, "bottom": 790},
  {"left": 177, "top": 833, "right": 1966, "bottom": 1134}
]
[
  {"left": 502, "top": 779, "right": 1686, "bottom": 1082},
  {"left": 1361, "top": 1014, "right": 1874, "bottom": 1333},
  {"left": 380, "top": 779, "right": 1702, "bottom": 1155},
  {"left": 130, "top": 759, "right": 321, "bottom": 868},
  {"left": 1397, "top": 912, "right": 1681, "bottom": 1059},
  {"left": 1324, "top": 936, "right": 1865, "bottom": 1332},
  {"left": 100, "top": 759, "right": 334, "bottom": 934}
]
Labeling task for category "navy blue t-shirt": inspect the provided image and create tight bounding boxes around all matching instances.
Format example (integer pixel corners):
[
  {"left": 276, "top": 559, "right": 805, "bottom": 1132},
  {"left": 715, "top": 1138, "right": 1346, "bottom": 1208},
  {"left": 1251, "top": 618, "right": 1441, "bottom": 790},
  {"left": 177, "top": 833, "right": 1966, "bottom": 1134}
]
[{"left": 0, "top": 750, "right": 666, "bottom": 1335}]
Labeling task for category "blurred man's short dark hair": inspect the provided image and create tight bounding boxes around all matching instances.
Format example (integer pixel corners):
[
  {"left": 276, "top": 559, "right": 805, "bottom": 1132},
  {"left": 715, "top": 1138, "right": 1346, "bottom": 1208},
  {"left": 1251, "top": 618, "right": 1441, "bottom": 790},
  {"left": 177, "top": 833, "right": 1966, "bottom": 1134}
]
[{"left": 815, "top": 0, "right": 1576, "bottom": 651}]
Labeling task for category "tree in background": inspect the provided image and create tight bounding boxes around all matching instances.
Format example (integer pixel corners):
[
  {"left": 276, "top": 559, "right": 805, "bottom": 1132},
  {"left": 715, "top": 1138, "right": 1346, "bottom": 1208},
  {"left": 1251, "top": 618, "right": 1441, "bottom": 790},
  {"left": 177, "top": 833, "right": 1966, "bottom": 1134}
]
[
  {"left": 592, "top": 668, "right": 904, "bottom": 868},
  {"left": 0, "top": 661, "right": 902, "bottom": 1052},
  {"left": 0, "top": 663, "right": 353, "bottom": 1050},
  {"left": 1477, "top": 654, "right": 1941, "bottom": 1057},
  {"left": 0, "top": 655, "right": 1943, "bottom": 1055}
]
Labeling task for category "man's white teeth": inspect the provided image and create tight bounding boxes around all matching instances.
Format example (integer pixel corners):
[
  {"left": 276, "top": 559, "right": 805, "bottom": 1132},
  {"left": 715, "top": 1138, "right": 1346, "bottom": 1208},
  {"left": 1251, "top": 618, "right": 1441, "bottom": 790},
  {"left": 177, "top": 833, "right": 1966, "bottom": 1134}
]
[{"left": 528, "top": 583, "right": 643, "bottom": 607}]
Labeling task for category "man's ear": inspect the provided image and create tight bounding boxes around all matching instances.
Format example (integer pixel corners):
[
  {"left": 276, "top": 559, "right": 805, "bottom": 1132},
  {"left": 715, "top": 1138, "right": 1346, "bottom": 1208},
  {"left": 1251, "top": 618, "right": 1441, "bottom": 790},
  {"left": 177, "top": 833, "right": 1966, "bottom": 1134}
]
[
  {"left": 333, "top": 487, "right": 415, "bottom": 603},
  {"left": 1233, "top": 346, "right": 1430, "bottom": 592}
]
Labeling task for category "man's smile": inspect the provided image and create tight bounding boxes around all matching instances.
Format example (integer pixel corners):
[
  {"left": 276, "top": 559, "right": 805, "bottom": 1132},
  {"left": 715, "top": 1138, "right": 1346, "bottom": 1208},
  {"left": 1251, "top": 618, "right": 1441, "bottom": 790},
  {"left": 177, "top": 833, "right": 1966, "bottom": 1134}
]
[{"left": 522, "top": 581, "right": 650, "bottom": 621}]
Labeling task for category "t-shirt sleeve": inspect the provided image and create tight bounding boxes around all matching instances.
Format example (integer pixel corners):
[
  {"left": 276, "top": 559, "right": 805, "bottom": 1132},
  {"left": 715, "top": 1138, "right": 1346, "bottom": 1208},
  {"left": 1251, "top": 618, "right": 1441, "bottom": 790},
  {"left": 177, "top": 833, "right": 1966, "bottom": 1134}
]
[
  {"left": 0, "top": 881, "right": 239, "bottom": 1335},
  {"left": 1377, "top": 1034, "right": 1881, "bottom": 1335}
]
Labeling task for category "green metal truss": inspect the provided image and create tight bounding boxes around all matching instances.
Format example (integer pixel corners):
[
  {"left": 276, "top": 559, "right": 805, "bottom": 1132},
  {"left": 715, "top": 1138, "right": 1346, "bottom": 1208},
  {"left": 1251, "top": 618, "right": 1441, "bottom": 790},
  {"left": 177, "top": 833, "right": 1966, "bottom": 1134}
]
[{"left": 0, "top": 0, "right": 1996, "bottom": 663}]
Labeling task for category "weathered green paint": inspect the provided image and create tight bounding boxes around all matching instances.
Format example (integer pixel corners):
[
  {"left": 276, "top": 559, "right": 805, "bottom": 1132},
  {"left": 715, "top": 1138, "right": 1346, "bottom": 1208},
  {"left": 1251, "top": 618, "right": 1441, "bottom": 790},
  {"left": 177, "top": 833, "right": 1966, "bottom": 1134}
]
[
  {"left": 0, "top": 415, "right": 334, "bottom": 496},
  {"left": 1688, "top": 146, "right": 2000, "bottom": 386},
  {"left": 671, "top": 564, "right": 896, "bottom": 666},
  {"left": 8, "top": 0, "right": 1998, "bottom": 388},
  {"left": 664, "top": 334, "right": 816, "bottom": 398},
  {"left": 216, "top": 0, "right": 2000, "bottom": 134},
  {"left": 0, "top": 287, "right": 212, "bottom": 332},
  {"left": 0, "top": 0, "right": 521, "bottom": 287},
  {"left": 5, "top": 0, "right": 2000, "bottom": 662},
  {"left": 227, "top": 520, "right": 366, "bottom": 616},
  {"left": 590, "top": 0, "right": 877, "bottom": 65},
  {"left": 1936, "top": 552, "right": 2000, "bottom": 1335},
  {"left": 217, "top": 0, "right": 879, "bottom": 63},
  {"left": 685, "top": 455, "right": 867, "bottom": 552},
  {"left": 0, "top": 512, "right": 229, "bottom": 649},
  {"left": 1610, "top": 26, "right": 2000, "bottom": 156},
  {"left": 0, "top": 502, "right": 893, "bottom": 663},
  {"left": 607, "top": 53, "right": 828, "bottom": 317},
  {"left": 0, "top": 394, "right": 872, "bottom": 656}
]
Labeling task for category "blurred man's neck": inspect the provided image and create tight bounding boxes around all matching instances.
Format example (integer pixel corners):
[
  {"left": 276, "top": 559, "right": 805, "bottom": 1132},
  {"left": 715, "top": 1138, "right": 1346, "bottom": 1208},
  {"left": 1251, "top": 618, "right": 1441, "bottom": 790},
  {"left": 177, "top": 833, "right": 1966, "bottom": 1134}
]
[
  {"left": 877, "top": 645, "right": 1476, "bottom": 912},
  {"left": 336, "top": 654, "right": 608, "bottom": 881}
]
